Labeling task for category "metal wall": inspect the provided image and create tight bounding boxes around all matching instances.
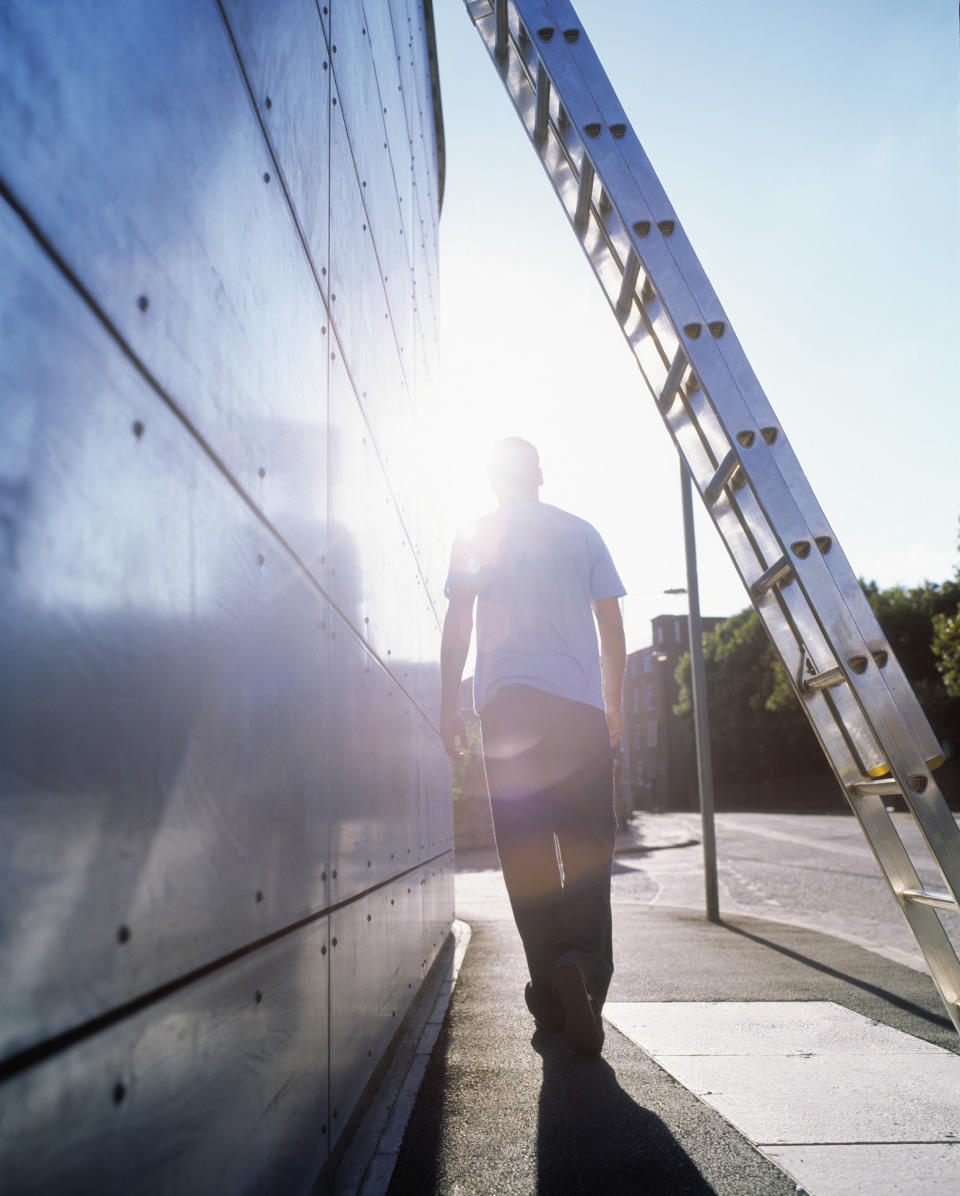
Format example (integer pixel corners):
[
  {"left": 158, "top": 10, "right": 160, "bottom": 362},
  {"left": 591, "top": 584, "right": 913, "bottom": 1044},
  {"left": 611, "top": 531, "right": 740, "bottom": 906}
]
[{"left": 0, "top": 0, "right": 451, "bottom": 1189}]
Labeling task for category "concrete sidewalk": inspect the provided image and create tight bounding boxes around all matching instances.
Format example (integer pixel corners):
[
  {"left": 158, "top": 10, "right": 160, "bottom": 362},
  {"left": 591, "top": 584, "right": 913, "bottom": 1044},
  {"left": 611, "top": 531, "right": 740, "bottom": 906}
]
[{"left": 339, "top": 822, "right": 960, "bottom": 1195}]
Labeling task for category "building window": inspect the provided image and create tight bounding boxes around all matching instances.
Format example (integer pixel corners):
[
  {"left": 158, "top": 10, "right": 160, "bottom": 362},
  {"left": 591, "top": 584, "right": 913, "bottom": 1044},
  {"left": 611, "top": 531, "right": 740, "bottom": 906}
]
[
  {"left": 645, "top": 687, "right": 655, "bottom": 711},
  {"left": 632, "top": 689, "right": 641, "bottom": 714},
  {"left": 635, "top": 725, "right": 644, "bottom": 751},
  {"left": 675, "top": 618, "right": 682, "bottom": 644},
  {"left": 643, "top": 655, "right": 652, "bottom": 674},
  {"left": 655, "top": 626, "right": 664, "bottom": 645},
  {"left": 647, "top": 721, "right": 658, "bottom": 748}
]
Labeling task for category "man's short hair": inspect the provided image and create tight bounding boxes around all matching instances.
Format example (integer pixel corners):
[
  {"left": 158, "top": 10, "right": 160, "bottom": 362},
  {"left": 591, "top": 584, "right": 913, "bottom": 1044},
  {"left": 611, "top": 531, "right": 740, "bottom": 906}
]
[{"left": 487, "top": 437, "right": 540, "bottom": 488}]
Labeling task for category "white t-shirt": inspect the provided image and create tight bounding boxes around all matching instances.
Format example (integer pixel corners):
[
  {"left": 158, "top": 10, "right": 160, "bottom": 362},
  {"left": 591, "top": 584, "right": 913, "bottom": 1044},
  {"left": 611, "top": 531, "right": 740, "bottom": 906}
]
[{"left": 444, "top": 501, "right": 626, "bottom": 713}]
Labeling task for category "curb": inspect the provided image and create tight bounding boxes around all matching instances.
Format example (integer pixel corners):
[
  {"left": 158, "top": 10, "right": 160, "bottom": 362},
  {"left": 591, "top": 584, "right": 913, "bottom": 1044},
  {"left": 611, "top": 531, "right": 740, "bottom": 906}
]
[{"left": 333, "top": 920, "right": 472, "bottom": 1196}]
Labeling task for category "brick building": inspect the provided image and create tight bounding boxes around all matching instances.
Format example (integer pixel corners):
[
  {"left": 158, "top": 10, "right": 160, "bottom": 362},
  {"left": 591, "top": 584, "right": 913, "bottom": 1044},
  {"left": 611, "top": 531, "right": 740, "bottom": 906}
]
[{"left": 621, "top": 613, "right": 721, "bottom": 814}]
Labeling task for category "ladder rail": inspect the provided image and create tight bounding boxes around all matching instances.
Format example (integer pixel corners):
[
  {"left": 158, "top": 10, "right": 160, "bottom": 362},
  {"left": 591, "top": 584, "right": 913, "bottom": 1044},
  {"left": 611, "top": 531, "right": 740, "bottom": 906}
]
[
  {"left": 475, "top": 0, "right": 940, "bottom": 788},
  {"left": 537, "top": 0, "right": 943, "bottom": 770},
  {"left": 466, "top": 0, "right": 960, "bottom": 1030},
  {"left": 522, "top": 4, "right": 960, "bottom": 908},
  {"left": 849, "top": 791, "right": 960, "bottom": 1025}
]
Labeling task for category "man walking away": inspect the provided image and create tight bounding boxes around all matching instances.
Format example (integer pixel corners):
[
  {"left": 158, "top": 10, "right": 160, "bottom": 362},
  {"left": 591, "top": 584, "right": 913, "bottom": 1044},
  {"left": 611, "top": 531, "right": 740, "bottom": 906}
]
[{"left": 440, "top": 437, "right": 626, "bottom": 1057}]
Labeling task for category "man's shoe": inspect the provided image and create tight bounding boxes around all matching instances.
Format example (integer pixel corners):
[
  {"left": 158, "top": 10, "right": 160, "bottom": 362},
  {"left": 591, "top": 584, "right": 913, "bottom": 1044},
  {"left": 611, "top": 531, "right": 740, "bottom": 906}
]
[
  {"left": 525, "top": 981, "right": 565, "bottom": 1033},
  {"left": 553, "top": 965, "right": 604, "bottom": 1057}
]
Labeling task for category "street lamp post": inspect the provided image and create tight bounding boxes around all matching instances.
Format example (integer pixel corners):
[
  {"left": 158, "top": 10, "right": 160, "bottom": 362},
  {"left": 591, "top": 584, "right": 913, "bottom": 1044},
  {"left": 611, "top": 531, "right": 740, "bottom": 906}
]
[{"left": 676, "top": 461, "right": 720, "bottom": 923}]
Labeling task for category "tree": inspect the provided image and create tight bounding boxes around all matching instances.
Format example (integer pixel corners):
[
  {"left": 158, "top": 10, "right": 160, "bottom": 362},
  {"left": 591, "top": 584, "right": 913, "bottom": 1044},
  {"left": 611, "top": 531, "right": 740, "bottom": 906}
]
[
  {"left": 932, "top": 520, "right": 960, "bottom": 701},
  {"left": 862, "top": 577, "right": 960, "bottom": 752},
  {"left": 675, "top": 571, "right": 960, "bottom": 786},
  {"left": 933, "top": 609, "right": 960, "bottom": 699},
  {"left": 674, "top": 608, "right": 825, "bottom": 784}
]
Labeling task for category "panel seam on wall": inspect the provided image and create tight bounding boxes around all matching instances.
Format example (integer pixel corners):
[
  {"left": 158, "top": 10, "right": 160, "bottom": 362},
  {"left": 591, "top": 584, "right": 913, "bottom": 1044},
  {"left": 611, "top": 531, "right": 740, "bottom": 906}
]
[
  {"left": 0, "top": 177, "right": 441, "bottom": 730},
  {"left": 218, "top": 0, "right": 443, "bottom": 634},
  {"left": 0, "top": 846, "right": 455, "bottom": 1085}
]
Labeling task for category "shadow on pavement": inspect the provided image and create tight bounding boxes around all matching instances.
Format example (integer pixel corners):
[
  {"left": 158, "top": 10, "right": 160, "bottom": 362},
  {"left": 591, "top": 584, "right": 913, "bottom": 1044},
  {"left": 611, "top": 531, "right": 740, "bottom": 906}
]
[
  {"left": 533, "top": 1030, "right": 716, "bottom": 1195},
  {"left": 722, "top": 920, "right": 955, "bottom": 1036}
]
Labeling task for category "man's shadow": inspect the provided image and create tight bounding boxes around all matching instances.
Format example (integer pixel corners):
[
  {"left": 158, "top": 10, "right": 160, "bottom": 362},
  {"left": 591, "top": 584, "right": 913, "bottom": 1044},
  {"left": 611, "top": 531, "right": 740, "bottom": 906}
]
[{"left": 534, "top": 1030, "right": 716, "bottom": 1195}]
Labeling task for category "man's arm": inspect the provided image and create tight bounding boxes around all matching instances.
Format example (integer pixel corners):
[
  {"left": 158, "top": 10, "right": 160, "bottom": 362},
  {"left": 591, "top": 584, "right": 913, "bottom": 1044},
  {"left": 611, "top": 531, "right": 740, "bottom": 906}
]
[
  {"left": 594, "top": 597, "right": 626, "bottom": 749},
  {"left": 440, "top": 586, "right": 475, "bottom": 758}
]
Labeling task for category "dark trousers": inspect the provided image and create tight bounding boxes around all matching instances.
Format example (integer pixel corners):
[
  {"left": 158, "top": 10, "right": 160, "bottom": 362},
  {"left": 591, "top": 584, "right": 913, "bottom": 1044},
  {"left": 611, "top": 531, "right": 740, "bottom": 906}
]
[{"left": 480, "top": 684, "right": 616, "bottom": 1009}]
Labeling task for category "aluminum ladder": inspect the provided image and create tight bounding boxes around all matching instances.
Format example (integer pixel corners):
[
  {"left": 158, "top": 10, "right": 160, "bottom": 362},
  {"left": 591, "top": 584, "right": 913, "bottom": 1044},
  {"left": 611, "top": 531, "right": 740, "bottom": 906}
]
[{"left": 465, "top": 0, "right": 960, "bottom": 1032}]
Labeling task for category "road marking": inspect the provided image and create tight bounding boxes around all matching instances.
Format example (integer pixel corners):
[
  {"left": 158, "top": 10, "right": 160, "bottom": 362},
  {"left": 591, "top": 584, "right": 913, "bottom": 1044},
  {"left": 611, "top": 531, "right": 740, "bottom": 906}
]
[{"left": 605, "top": 1001, "right": 960, "bottom": 1196}]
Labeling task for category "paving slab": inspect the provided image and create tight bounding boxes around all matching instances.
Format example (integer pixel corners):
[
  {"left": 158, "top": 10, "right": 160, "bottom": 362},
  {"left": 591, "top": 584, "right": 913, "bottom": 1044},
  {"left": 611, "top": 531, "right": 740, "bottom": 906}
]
[
  {"left": 764, "top": 1144, "right": 960, "bottom": 1196},
  {"left": 603, "top": 999, "right": 948, "bottom": 1057},
  {"left": 607, "top": 1000, "right": 960, "bottom": 1192}
]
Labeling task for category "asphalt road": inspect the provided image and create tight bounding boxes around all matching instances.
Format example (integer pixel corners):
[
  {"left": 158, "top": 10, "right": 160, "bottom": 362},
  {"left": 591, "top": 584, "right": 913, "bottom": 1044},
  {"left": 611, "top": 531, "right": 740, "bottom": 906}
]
[{"left": 612, "top": 810, "right": 958, "bottom": 972}]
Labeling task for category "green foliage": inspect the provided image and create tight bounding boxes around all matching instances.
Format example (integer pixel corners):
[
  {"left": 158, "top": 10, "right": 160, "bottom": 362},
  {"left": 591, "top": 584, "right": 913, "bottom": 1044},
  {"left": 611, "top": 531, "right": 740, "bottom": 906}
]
[
  {"left": 931, "top": 520, "right": 960, "bottom": 700},
  {"left": 674, "top": 608, "right": 825, "bottom": 783},
  {"left": 933, "top": 609, "right": 960, "bottom": 698},
  {"left": 674, "top": 569, "right": 960, "bottom": 783},
  {"left": 862, "top": 577, "right": 960, "bottom": 748}
]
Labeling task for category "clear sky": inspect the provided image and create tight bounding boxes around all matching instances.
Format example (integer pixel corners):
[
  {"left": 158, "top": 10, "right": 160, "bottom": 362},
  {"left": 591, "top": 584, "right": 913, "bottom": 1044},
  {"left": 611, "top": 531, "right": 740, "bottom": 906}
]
[{"left": 428, "top": 0, "right": 959, "bottom": 653}]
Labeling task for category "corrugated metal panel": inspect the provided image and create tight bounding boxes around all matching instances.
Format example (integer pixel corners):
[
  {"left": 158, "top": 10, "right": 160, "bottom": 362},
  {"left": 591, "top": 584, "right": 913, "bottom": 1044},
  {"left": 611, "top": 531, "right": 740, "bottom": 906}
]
[{"left": 0, "top": 0, "right": 450, "bottom": 1188}]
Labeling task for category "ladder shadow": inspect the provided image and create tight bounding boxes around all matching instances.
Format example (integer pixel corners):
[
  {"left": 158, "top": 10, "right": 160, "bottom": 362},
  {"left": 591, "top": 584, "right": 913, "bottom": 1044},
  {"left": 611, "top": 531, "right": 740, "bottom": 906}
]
[
  {"left": 533, "top": 1031, "right": 716, "bottom": 1195},
  {"left": 720, "top": 920, "right": 956, "bottom": 1037}
]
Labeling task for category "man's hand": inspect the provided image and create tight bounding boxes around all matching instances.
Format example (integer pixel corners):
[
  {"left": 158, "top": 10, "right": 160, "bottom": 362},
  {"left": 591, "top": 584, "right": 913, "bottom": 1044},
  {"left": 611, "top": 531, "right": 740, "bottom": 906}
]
[
  {"left": 594, "top": 597, "right": 626, "bottom": 750},
  {"left": 441, "top": 707, "right": 469, "bottom": 759},
  {"left": 604, "top": 702, "right": 623, "bottom": 750}
]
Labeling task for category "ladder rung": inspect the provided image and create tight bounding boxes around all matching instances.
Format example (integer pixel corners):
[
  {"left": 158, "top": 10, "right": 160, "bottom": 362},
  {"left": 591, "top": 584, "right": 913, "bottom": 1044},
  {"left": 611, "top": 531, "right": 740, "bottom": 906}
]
[
  {"left": 494, "top": 0, "right": 508, "bottom": 59},
  {"left": 704, "top": 449, "right": 742, "bottom": 506},
  {"left": 901, "top": 887, "right": 959, "bottom": 913},
  {"left": 658, "top": 347, "right": 686, "bottom": 411},
  {"left": 616, "top": 251, "right": 641, "bottom": 320},
  {"left": 848, "top": 777, "right": 898, "bottom": 796},
  {"left": 574, "top": 158, "right": 594, "bottom": 230},
  {"left": 534, "top": 60, "right": 550, "bottom": 145},
  {"left": 802, "top": 664, "right": 846, "bottom": 693},
  {"left": 751, "top": 555, "right": 792, "bottom": 598}
]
